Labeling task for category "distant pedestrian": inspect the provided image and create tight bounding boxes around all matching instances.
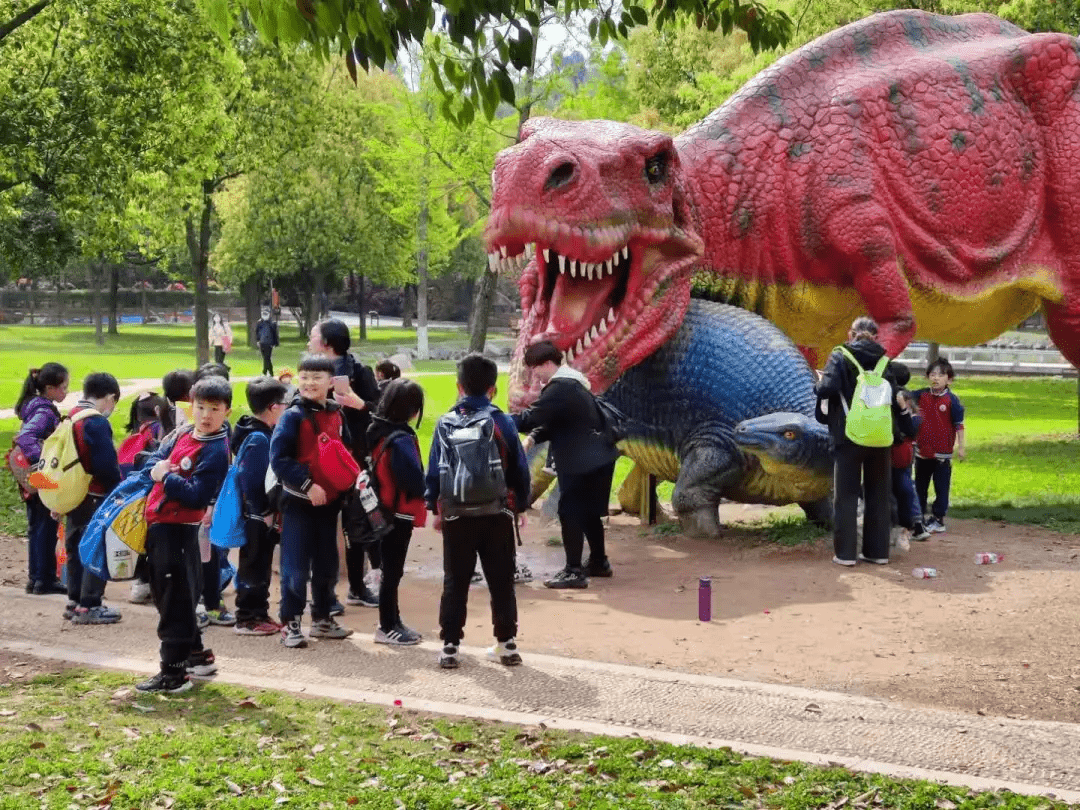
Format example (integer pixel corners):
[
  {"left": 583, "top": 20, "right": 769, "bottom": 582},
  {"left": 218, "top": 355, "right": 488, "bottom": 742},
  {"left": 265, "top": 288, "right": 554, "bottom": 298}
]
[
  {"left": 255, "top": 309, "right": 279, "bottom": 376},
  {"left": 209, "top": 312, "right": 233, "bottom": 367}
]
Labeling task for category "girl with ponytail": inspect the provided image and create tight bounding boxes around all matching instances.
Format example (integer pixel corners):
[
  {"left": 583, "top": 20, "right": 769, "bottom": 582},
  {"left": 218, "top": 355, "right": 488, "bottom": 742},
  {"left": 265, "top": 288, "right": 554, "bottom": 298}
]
[{"left": 11, "top": 362, "right": 70, "bottom": 594}]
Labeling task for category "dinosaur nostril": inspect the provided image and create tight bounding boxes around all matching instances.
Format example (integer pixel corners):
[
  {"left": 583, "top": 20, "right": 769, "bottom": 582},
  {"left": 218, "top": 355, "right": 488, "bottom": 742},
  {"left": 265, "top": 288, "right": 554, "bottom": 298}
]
[{"left": 544, "top": 161, "right": 575, "bottom": 192}]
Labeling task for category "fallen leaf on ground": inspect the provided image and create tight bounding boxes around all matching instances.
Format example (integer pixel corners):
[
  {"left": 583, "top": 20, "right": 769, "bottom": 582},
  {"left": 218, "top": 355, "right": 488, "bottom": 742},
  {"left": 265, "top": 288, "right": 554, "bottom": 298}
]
[{"left": 224, "top": 780, "right": 243, "bottom": 796}]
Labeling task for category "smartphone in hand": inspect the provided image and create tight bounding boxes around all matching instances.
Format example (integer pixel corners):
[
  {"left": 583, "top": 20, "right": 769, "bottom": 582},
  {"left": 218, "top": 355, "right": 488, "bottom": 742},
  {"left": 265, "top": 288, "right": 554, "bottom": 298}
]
[{"left": 332, "top": 375, "right": 350, "bottom": 397}]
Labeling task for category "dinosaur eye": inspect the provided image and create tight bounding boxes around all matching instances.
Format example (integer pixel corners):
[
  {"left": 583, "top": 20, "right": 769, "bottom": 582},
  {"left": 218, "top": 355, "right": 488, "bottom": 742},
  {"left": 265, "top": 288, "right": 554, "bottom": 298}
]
[
  {"left": 783, "top": 430, "right": 797, "bottom": 440},
  {"left": 645, "top": 152, "right": 668, "bottom": 185}
]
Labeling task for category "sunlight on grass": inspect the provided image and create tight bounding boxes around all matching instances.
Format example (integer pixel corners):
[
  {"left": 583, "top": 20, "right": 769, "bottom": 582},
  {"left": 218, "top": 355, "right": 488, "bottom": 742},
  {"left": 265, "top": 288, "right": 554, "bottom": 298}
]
[{"left": 0, "top": 669, "right": 1062, "bottom": 810}]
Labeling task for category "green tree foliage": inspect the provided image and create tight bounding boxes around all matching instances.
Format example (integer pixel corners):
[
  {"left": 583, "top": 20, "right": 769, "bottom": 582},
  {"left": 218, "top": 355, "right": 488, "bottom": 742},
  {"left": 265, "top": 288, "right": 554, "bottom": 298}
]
[{"left": 224, "top": 0, "right": 793, "bottom": 127}]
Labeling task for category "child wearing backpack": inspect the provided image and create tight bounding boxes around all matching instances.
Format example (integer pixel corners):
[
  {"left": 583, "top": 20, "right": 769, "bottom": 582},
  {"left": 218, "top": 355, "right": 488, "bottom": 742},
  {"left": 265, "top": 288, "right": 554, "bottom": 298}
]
[
  {"left": 119, "top": 392, "right": 171, "bottom": 475},
  {"left": 231, "top": 376, "right": 289, "bottom": 635},
  {"left": 137, "top": 376, "right": 232, "bottom": 694},
  {"left": 191, "top": 363, "right": 235, "bottom": 629},
  {"left": 62, "top": 373, "right": 124, "bottom": 624},
  {"left": 815, "top": 317, "right": 907, "bottom": 567},
  {"left": 11, "top": 364, "right": 69, "bottom": 595},
  {"left": 366, "top": 378, "right": 427, "bottom": 646},
  {"left": 913, "top": 358, "right": 966, "bottom": 534},
  {"left": 270, "top": 354, "right": 356, "bottom": 648},
  {"left": 427, "top": 354, "right": 530, "bottom": 669}
]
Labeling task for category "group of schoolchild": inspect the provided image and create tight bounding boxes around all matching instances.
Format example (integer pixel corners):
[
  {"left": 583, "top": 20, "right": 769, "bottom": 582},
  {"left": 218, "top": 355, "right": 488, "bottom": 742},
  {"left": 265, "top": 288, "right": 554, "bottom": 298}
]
[
  {"left": 815, "top": 316, "right": 967, "bottom": 566},
  {"left": 13, "top": 318, "right": 540, "bottom": 695}
]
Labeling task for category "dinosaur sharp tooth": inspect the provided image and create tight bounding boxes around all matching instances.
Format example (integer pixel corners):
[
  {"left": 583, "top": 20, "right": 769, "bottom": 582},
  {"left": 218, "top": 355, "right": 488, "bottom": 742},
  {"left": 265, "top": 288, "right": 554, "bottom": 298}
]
[
  {"left": 621, "top": 245, "right": 629, "bottom": 260},
  {"left": 590, "top": 325, "right": 599, "bottom": 341},
  {"left": 565, "top": 347, "right": 574, "bottom": 365},
  {"left": 500, "top": 245, "right": 508, "bottom": 259},
  {"left": 488, "top": 253, "right": 499, "bottom": 272},
  {"left": 607, "top": 307, "right": 615, "bottom": 324},
  {"left": 612, "top": 251, "right": 620, "bottom": 267},
  {"left": 605, "top": 258, "right": 613, "bottom": 275},
  {"left": 583, "top": 331, "right": 592, "bottom": 348},
  {"left": 576, "top": 338, "right": 584, "bottom": 355},
  {"left": 586, "top": 263, "right": 594, "bottom": 281},
  {"left": 569, "top": 260, "right": 577, "bottom": 278},
  {"left": 542, "top": 247, "right": 550, "bottom": 262},
  {"left": 558, "top": 254, "right": 566, "bottom": 273}
]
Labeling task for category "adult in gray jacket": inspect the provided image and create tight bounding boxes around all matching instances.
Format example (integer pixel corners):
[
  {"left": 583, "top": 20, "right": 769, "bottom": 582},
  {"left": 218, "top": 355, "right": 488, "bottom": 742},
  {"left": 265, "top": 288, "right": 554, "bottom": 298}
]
[{"left": 513, "top": 341, "right": 620, "bottom": 589}]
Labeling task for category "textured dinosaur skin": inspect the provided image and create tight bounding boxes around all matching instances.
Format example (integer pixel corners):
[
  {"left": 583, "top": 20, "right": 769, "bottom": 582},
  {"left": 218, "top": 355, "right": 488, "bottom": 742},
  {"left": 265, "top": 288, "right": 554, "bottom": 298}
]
[
  {"left": 487, "top": 10, "right": 1080, "bottom": 408},
  {"left": 537, "top": 299, "right": 834, "bottom": 537}
]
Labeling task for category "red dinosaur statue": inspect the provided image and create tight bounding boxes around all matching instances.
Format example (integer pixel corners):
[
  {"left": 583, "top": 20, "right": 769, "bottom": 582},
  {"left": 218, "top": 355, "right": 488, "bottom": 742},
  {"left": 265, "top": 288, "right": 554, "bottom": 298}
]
[{"left": 487, "top": 10, "right": 1080, "bottom": 409}]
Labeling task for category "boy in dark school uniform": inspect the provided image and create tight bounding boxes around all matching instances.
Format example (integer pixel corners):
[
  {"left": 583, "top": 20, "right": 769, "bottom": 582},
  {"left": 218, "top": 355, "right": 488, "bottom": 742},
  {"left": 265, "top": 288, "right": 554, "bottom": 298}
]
[{"left": 136, "top": 377, "right": 231, "bottom": 694}]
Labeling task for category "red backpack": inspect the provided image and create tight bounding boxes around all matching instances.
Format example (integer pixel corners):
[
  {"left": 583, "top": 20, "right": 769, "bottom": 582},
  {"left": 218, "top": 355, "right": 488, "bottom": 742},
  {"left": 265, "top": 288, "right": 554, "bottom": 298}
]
[
  {"left": 118, "top": 422, "right": 158, "bottom": 467},
  {"left": 306, "top": 412, "right": 359, "bottom": 498}
]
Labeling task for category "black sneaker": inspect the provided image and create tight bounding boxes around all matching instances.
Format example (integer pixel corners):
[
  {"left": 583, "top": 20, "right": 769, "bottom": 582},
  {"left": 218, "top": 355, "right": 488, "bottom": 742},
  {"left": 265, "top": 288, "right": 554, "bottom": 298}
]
[
  {"left": 488, "top": 638, "right": 522, "bottom": 666},
  {"left": 584, "top": 557, "right": 613, "bottom": 578},
  {"left": 136, "top": 670, "right": 192, "bottom": 694},
  {"left": 543, "top": 568, "right": 589, "bottom": 589},
  {"left": 910, "top": 523, "right": 931, "bottom": 541},
  {"left": 185, "top": 649, "right": 218, "bottom": 676},
  {"left": 32, "top": 580, "right": 68, "bottom": 595},
  {"left": 346, "top": 586, "right": 379, "bottom": 608},
  {"left": 439, "top": 642, "right": 460, "bottom": 669}
]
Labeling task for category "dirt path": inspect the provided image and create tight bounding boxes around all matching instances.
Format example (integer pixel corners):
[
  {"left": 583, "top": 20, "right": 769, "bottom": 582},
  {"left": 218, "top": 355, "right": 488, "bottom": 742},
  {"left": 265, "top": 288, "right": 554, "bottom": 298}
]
[{"left": 3, "top": 507, "right": 1079, "bottom": 722}]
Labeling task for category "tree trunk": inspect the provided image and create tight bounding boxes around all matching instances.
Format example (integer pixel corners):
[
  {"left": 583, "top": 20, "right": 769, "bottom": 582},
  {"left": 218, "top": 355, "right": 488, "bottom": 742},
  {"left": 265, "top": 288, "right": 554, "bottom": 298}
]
[
  {"left": 107, "top": 264, "right": 119, "bottom": 335},
  {"left": 467, "top": 19, "right": 539, "bottom": 353},
  {"left": 141, "top": 286, "right": 149, "bottom": 323},
  {"left": 27, "top": 283, "right": 34, "bottom": 325},
  {"left": 401, "top": 284, "right": 415, "bottom": 328},
  {"left": 351, "top": 271, "right": 368, "bottom": 341},
  {"left": 416, "top": 163, "right": 430, "bottom": 361},
  {"left": 243, "top": 277, "right": 260, "bottom": 348},
  {"left": 185, "top": 180, "right": 214, "bottom": 367},
  {"left": 92, "top": 267, "right": 104, "bottom": 346},
  {"left": 927, "top": 342, "right": 940, "bottom": 365}
]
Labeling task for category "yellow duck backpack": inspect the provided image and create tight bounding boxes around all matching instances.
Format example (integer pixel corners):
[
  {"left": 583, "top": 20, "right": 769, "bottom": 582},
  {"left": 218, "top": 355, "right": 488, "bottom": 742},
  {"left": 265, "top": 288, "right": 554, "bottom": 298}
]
[{"left": 30, "top": 409, "right": 99, "bottom": 514}]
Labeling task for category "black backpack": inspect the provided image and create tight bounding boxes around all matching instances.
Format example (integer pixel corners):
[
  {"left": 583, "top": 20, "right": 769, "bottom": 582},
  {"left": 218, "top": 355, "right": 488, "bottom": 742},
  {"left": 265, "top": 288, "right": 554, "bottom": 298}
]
[
  {"left": 594, "top": 395, "right": 627, "bottom": 446},
  {"left": 435, "top": 405, "right": 508, "bottom": 518}
]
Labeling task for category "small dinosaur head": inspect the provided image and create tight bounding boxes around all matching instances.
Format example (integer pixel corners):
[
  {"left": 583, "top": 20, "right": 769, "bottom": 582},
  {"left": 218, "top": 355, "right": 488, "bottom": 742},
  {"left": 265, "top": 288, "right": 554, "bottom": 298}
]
[
  {"left": 486, "top": 117, "right": 705, "bottom": 409},
  {"left": 733, "top": 413, "right": 834, "bottom": 477}
]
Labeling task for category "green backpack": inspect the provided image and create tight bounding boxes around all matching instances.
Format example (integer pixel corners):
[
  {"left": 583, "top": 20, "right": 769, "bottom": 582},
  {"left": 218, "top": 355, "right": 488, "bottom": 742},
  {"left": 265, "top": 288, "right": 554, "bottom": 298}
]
[{"left": 836, "top": 347, "right": 893, "bottom": 448}]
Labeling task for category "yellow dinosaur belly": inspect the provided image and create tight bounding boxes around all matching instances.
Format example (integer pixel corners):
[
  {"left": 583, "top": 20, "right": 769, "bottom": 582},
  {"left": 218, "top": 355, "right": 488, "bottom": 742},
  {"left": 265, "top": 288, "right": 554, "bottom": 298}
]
[{"left": 696, "top": 263, "right": 1060, "bottom": 357}]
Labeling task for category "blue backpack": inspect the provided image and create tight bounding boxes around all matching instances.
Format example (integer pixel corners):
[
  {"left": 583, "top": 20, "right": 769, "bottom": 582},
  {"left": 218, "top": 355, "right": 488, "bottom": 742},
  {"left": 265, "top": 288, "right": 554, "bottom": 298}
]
[
  {"left": 80, "top": 473, "right": 154, "bottom": 581},
  {"left": 209, "top": 434, "right": 262, "bottom": 548}
]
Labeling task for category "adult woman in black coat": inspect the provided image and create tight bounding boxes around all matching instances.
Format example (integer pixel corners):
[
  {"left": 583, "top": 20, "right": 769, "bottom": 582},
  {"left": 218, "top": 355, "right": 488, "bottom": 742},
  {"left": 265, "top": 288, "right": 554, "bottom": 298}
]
[
  {"left": 815, "top": 317, "right": 912, "bottom": 566},
  {"left": 514, "top": 341, "right": 620, "bottom": 589}
]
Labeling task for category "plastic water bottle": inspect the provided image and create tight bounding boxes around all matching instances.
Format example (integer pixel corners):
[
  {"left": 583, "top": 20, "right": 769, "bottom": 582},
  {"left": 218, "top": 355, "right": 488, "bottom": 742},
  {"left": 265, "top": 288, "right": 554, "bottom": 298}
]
[
  {"left": 912, "top": 567, "right": 937, "bottom": 579},
  {"left": 56, "top": 525, "right": 67, "bottom": 586},
  {"left": 974, "top": 552, "right": 1004, "bottom": 565},
  {"left": 356, "top": 470, "right": 388, "bottom": 534},
  {"left": 698, "top": 577, "right": 712, "bottom": 622}
]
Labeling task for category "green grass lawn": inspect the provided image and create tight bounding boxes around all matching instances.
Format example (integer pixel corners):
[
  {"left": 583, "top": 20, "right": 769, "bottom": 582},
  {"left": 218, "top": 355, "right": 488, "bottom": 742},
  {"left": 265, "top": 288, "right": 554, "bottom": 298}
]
[
  {"left": 0, "top": 323, "right": 469, "bottom": 406},
  {"left": 0, "top": 669, "right": 1063, "bottom": 810}
]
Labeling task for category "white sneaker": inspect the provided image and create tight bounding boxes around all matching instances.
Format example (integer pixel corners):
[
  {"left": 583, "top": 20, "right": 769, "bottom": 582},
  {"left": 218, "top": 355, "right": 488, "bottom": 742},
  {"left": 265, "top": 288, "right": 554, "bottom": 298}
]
[
  {"left": 487, "top": 638, "right": 522, "bottom": 666},
  {"left": 439, "top": 642, "right": 460, "bottom": 669},
  {"left": 129, "top": 581, "right": 152, "bottom": 604}
]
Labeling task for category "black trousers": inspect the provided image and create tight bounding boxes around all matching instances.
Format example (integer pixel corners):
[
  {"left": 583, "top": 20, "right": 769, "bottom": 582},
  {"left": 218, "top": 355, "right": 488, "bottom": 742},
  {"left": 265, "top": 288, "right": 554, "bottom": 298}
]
[
  {"left": 557, "top": 462, "right": 615, "bottom": 570},
  {"left": 235, "top": 517, "right": 279, "bottom": 623},
  {"left": 439, "top": 512, "right": 518, "bottom": 644},
  {"left": 378, "top": 518, "right": 413, "bottom": 632},
  {"left": 201, "top": 543, "right": 222, "bottom": 611},
  {"left": 145, "top": 522, "right": 204, "bottom": 669},
  {"left": 65, "top": 495, "right": 107, "bottom": 608},
  {"left": 214, "top": 345, "right": 226, "bottom": 365},
  {"left": 914, "top": 457, "right": 952, "bottom": 520},
  {"left": 833, "top": 442, "right": 891, "bottom": 562},
  {"left": 345, "top": 525, "right": 381, "bottom": 595},
  {"left": 259, "top": 343, "right": 274, "bottom": 376}
]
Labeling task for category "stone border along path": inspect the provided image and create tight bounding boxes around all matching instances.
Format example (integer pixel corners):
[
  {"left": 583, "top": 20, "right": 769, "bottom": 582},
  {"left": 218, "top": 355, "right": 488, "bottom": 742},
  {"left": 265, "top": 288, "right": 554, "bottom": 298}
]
[{"left": 1, "top": 589, "right": 1078, "bottom": 802}]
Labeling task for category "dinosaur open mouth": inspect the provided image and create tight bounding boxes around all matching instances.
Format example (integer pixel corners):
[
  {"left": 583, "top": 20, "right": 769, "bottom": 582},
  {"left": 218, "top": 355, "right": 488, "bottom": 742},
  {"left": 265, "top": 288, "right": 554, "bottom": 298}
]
[{"left": 488, "top": 230, "right": 639, "bottom": 367}]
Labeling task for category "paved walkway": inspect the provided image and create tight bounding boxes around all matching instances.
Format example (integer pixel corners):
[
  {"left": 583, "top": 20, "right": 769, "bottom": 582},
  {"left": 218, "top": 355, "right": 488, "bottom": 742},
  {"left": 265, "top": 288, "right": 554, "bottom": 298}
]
[{"left": 1, "top": 587, "right": 1078, "bottom": 802}]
